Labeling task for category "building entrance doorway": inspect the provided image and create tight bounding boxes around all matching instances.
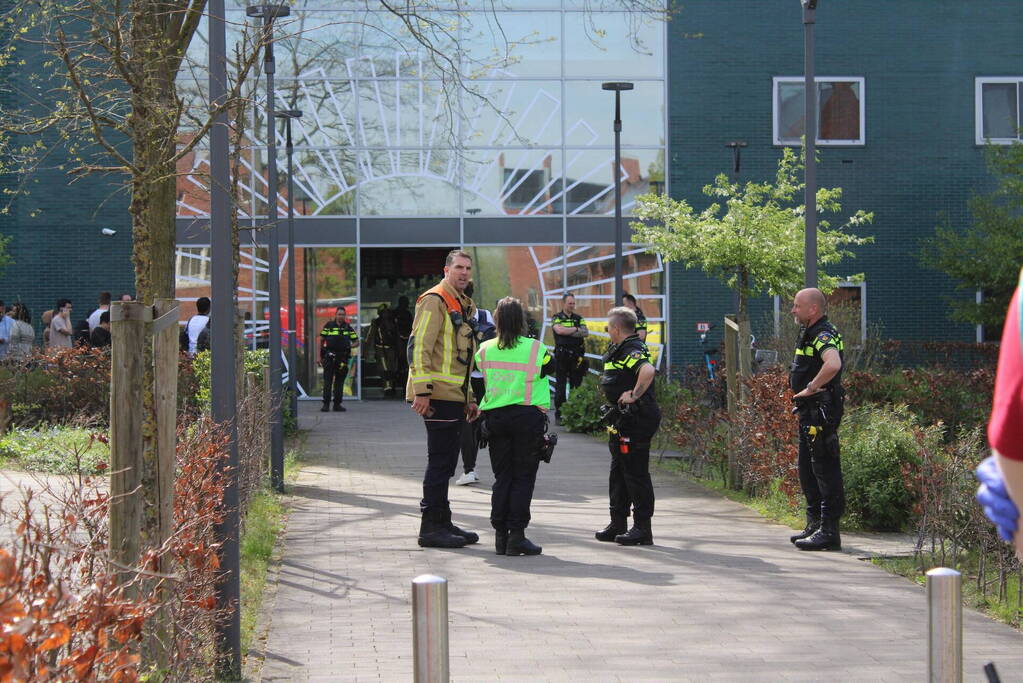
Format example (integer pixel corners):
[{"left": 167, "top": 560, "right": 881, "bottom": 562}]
[{"left": 359, "top": 247, "right": 453, "bottom": 399}]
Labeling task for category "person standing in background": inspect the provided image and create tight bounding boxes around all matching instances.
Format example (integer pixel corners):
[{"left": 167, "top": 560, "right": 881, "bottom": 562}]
[
  {"left": 8, "top": 305, "right": 34, "bottom": 358},
  {"left": 551, "top": 293, "right": 588, "bottom": 424},
  {"left": 456, "top": 281, "right": 495, "bottom": 486},
  {"left": 90, "top": 311, "right": 112, "bottom": 348},
  {"left": 0, "top": 301, "right": 12, "bottom": 359},
  {"left": 49, "top": 299, "right": 74, "bottom": 349},
  {"left": 87, "top": 292, "right": 111, "bottom": 332}
]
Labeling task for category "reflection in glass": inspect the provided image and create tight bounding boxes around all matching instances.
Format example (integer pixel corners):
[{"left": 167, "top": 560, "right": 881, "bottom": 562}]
[
  {"left": 777, "top": 80, "right": 862, "bottom": 143},
  {"left": 463, "top": 81, "right": 562, "bottom": 147},
  {"left": 560, "top": 245, "right": 665, "bottom": 364},
  {"left": 564, "top": 12, "right": 664, "bottom": 79},
  {"left": 357, "top": 79, "right": 456, "bottom": 148},
  {"left": 982, "top": 82, "right": 1019, "bottom": 139},
  {"left": 563, "top": 149, "right": 662, "bottom": 215},
  {"left": 565, "top": 81, "right": 664, "bottom": 147},
  {"left": 351, "top": 10, "right": 458, "bottom": 79},
  {"left": 467, "top": 246, "right": 564, "bottom": 343},
  {"left": 461, "top": 12, "right": 562, "bottom": 78},
  {"left": 358, "top": 152, "right": 459, "bottom": 216},
  {"left": 305, "top": 248, "right": 359, "bottom": 398},
  {"left": 462, "top": 149, "right": 564, "bottom": 216}
]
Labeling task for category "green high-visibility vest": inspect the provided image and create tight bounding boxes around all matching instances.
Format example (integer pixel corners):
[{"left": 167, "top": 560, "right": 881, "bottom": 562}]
[{"left": 476, "top": 337, "right": 550, "bottom": 410}]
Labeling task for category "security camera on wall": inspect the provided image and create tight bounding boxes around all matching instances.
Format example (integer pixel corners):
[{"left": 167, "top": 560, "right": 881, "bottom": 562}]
[{"left": 101, "top": 228, "right": 116, "bottom": 236}]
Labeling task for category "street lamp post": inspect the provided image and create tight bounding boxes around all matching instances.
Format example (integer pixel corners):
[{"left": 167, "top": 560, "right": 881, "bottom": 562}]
[
  {"left": 602, "top": 82, "right": 633, "bottom": 307},
  {"left": 208, "top": 0, "right": 241, "bottom": 675},
  {"left": 247, "top": 3, "right": 290, "bottom": 492},
  {"left": 278, "top": 109, "right": 302, "bottom": 469},
  {"left": 802, "top": 0, "right": 818, "bottom": 288}
]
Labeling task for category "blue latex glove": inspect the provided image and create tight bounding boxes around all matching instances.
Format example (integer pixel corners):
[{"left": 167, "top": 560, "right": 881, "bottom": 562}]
[{"left": 976, "top": 455, "right": 1020, "bottom": 542}]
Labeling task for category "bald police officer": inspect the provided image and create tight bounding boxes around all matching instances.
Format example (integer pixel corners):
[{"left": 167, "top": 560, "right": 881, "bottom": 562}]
[
  {"left": 789, "top": 288, "right": 845, "bottom": 551},
  {"left": 595, "top": 306, "right": 660, "bottom": 546}
]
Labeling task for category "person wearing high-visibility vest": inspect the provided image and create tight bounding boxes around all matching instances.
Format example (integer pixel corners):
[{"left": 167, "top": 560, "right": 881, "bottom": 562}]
[
  {"left": 407, "top": 249, "right": 481, "bottom": 549},
  {"left": 476, "top": 296, "right": 555, "bottom": 556}
]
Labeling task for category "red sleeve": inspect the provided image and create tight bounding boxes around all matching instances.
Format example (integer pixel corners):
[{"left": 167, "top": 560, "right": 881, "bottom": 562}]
[{"left": 989, "top": 287, "right": 1023, "bottom": 460}]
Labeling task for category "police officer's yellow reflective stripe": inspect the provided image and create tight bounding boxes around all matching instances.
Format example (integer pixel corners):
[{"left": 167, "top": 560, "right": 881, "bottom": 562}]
[
  {"left": 440, "top": 307, "right": 453, "bottom": 377},
  {"left": 812, "top": 338, "right": 843, "bottom": 351},
  {"left": 604, "top": 359, "right": 647, "bottom": 371},
  {"left": 794, "top": 346, "right": 812, "bottom": 356},
  {"left": 413, "top": 309, "right": 431, "bottom": 373},
  {"left": 477, "top": 338, "right": 550, "bottom": 409},
  {"left": 322, "top": 328, "right": 340, "bottom": 336}
]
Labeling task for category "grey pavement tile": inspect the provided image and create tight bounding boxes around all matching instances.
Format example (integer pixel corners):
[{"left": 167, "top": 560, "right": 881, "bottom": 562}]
[{"left": 250, "top": 401, "right": 1023, "bottom": 681}]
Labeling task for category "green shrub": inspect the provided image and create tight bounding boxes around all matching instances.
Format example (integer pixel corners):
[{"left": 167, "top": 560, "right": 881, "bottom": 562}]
[
  {"left": 0, "top": 427, "right": 110, "bottom": 474},
  {"left": 191, "top": 349, "right": 269, "bottom": 412},
  {"left": 841, "top": 404, "right": 940, "bottom": 531},
  {"left": 558, "top": 374, "right": 606, "bottom": 434}
]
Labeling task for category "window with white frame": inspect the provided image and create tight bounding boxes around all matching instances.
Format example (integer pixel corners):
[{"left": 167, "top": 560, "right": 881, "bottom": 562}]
[
  {"left": 976, "top": 77, "right": 1023, "bottom": 144},
  {"left": 773, "top": 77, "right": 865, "bottom": 146}
]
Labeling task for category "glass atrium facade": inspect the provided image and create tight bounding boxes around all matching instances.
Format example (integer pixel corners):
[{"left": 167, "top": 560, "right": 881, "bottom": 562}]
[{"left": 175, "top": 2, "right": 668, "bottom": 398}]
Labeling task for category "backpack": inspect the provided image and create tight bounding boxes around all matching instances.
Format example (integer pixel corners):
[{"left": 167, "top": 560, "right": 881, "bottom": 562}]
[
  {"left": 179, "top": 319, "right": 191, "bottom": 353},
  {"left": 476, "top": 309, "right": 496, "bottom": 342}
]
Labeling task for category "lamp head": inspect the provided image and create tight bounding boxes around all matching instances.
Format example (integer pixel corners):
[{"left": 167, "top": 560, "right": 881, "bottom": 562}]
[
  {"left": 601, "top": 82, "right": 635, "bottom": 92},
  {"left": 246, "top": 4, "right": 291, "bottom": 19},
  {"left": 276, "top": 110, "right": 303, "bottom": 119},
  {"left": 725, "top": 141, "right": 748, "bottom": 149}
]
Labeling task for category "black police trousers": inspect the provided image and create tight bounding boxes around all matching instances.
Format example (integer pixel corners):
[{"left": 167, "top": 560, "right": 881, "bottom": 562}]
[
  {"left": 553, "top": 348, "right": 583, "bottom": 412},
  {"left": 421, "top": 399, "right": 466, "bottom": 516},
  {"left": 797, "top": 419, "right": 845, "bottom": 522},
  {"left": 322, "top": 353, "right": 349, "bottom": 405},
  {"left": 459, "top": 377, "right": 486, "bottom": 473},
  {"left": 485, "top": 404, "right": 544, "bottom": 531},
  {"left": 608, "top": 404, "right": 661, "bottom": 521}
]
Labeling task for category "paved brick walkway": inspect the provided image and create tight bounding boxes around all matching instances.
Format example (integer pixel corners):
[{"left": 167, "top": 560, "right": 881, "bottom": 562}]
[{"left": 250, "top": 401, "right": 1023, "bottom": 682}]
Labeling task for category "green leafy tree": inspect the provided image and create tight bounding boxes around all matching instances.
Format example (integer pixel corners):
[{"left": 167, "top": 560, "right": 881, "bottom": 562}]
[
  {"left": 921, "top": 141, "right": 1023, "bottom": 327},
  {"left": 631, "top": 147, "right": 873, "bottom": 322}
]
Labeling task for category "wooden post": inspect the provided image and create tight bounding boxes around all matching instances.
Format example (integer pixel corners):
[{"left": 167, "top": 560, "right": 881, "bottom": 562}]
[
  {"left": 737, "top": 316, "right": 753, "bottom": 403},
  {"left": 723, "top": 315, "right": 740, "bottom": 490},
  {"left": 109, "top": 301, "right": 147, "bottom": 586},
  {"left": 151, "top": 298, "right": 179, "bottom": 671},
  {"left": 152, "top": 299, "right": 179, "bottom": 552},
  {"left": 724, "top": 315, "right": 739, "bottom": 419}
]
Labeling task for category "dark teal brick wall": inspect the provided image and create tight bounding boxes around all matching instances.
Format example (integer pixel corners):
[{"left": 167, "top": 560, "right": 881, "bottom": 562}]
[
  {"left": 667, "top": 0, "right": 1022, "bottom": 366},
  {"left": 0, "top": 26, "right": 134, "bottom": 342}
]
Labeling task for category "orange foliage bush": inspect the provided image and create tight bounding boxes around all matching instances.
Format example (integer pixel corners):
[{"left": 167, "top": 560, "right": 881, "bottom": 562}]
[{"left": 0, "top": 417, "right": 233, "bottom": 680}]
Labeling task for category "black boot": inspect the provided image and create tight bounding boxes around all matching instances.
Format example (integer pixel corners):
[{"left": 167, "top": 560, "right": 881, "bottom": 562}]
[
  {"left": 418, "top": 512, "right": 467, "bottom": 548},
  {"left": 320, "top": 403, "right": 330, "bottom": 412},
  {"left": 790, "top": 512, "right": 821, "bottom": 544},
  {"left": 595, "top": 515, "right": 628, "bottom": 542},
  {"left": 333, "top": 402, "right": 346, "bottom": 412},
  {"left": 441, "top": 508, "right": 479, "bottom": 545},
  {"left": 495, "top": 529, "right": 508, "bottom": 555},
  {"left": 615, "top": 518, "right": 653, "bottom": 546},
  {"left": 795, "top": 518, "right": 841, "bottom": 551},
  {"left": 505, "top": 529, "right": 542, "bottom": 556}
]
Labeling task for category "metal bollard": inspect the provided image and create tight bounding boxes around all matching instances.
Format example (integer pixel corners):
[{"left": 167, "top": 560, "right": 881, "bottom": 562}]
[
  {"left": 412, "top": 574, "right": 449, "bottom": 683},
  {"left": 927, "top": 567, "right": 962, "bottom": 683}
]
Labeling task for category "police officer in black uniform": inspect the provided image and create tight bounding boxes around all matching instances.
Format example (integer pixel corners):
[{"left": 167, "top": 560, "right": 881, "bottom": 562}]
[
  {"left": 320, "top": 306, "right": 360, "bottom": 412},
  {"left": 789, "top": 288, "right": 845, "bottom": 551},
  {"left": 595, "top": 306, "right": 660, "bottom": 546},
  {"left": 551, "top": 293, "right": 588, "bottom": 422},
  {"left": 622, "top": 293, "right": 648, "bottom": 342}
]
